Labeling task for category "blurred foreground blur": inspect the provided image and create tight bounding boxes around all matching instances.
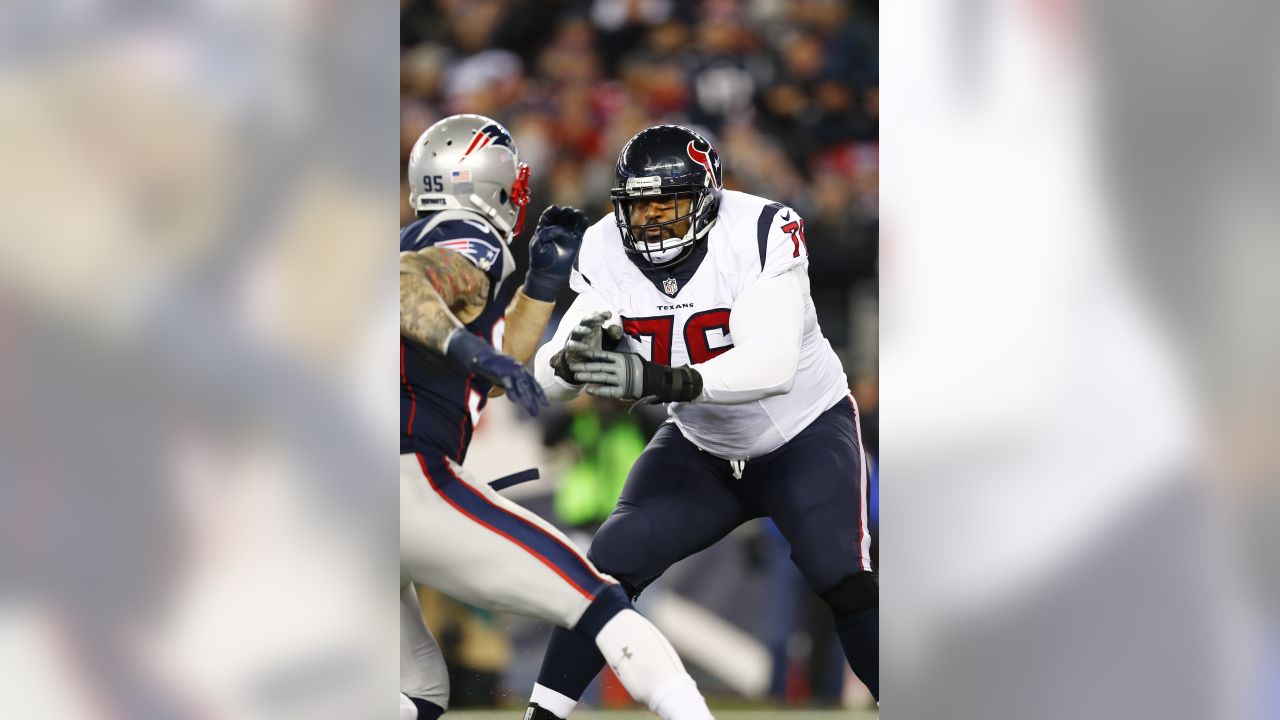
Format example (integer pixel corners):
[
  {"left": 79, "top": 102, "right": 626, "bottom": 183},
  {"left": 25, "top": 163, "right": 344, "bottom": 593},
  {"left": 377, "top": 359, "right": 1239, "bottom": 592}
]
[
  {"left": 881, "top": 0, "right": 1277, "bottom": 718},
  {"left": 0, "top": 1, "right": 398, "bottom": 717}
]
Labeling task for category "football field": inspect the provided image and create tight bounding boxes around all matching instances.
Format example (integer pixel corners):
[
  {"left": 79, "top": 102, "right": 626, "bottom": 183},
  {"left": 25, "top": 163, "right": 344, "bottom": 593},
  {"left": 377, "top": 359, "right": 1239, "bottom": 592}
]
[{"left": 445, "top": 707, "right": 875, "bottom": 712}]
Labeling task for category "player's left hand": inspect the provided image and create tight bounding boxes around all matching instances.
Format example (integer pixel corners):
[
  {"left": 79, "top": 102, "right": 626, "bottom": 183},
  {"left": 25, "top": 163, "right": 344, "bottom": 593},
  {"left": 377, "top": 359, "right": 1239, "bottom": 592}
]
[
  {"left": 475, "top": 352, "right": 548, "bottom": 416},
  {"left": 522, "top": 205, "right": 590, "bottom": 302},
  {"left": 446, "top": 328, "right": 548, "bottom": 416},
  {"left": 571, "top": 350, "right": 703, "bottom": 403},
  {"left": 550, "top": 311, "right": 623, "bottom": 385},
  {"left": 565, "top": 311, "right": 624, "bottom": 360}
]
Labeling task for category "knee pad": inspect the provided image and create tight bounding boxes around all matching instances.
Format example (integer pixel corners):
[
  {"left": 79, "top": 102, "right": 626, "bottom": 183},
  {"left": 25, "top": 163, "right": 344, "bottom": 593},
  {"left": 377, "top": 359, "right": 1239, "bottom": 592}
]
[
  {"left": 822, "top": 570, "right": 878, "bottom": 620},
  {"left": 587, "top": 508, "right": 655, "bottom": 594}
]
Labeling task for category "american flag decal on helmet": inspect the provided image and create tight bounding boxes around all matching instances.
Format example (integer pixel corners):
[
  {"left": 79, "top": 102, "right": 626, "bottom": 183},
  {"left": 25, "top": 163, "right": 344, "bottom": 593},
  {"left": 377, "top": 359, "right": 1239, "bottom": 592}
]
[{"left": 436, "top": 237, "right": 501, "bottom": 271}]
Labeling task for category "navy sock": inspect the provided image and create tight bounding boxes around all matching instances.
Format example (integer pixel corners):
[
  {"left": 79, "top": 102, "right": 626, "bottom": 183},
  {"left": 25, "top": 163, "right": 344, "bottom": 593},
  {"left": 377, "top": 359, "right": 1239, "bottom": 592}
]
[
  {"left": 535, "top": 626, "right": 607, "bottom": 701},
  {"left": 534, "top": 584, "right": 628, "bottom": 700},
  {"left": 409, "top": 696, "right": 444, "bottom": 720},
  {"left": 835, "top": 606, "right": 879, "bottom": 701}
]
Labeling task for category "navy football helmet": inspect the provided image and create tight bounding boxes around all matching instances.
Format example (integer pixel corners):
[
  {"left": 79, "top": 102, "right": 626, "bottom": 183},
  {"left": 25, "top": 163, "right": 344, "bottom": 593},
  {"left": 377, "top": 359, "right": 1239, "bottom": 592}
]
[{"left": 611, "top": 125, "right": 723, "bottom": 267}]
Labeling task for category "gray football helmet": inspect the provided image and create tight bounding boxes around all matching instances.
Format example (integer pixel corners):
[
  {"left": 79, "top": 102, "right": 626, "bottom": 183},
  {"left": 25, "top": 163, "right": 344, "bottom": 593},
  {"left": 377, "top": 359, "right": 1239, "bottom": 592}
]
[{"left": 407, "top": 114, "right": 531, "bottom": 240}]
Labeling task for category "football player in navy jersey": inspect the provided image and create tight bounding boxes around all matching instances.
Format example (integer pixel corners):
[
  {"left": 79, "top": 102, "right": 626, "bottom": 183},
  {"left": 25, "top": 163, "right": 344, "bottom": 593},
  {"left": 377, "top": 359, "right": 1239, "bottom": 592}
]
[
  {"left": 524, "top": 125, "right": 878, "bottom": 718},
  {"left": 398, "top": 115, "right": 713, "bottom": 720}
]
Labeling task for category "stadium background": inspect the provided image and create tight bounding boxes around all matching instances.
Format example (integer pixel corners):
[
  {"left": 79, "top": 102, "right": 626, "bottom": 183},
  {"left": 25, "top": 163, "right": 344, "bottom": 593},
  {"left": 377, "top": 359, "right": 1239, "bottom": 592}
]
[{"left": 401, "top": 0, "right": 878, "bottom": 712}]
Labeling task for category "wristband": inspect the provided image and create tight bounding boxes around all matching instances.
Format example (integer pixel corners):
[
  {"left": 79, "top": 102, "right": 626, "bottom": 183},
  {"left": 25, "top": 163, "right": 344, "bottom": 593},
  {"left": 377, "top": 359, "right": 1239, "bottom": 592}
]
[
  {"left": 521, "top": 269, "right": 565, "bottom": 303},
  {"left": 443, "top": 328, "right": 491, "bottom": 372},
  {"left": 658, "top": 364, "right": 703, "bottom": 403}
]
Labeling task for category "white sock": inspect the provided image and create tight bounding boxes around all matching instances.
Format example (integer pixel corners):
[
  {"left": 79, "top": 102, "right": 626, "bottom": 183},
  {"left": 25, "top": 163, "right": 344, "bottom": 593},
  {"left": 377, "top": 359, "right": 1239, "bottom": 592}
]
[
  {"left": 594, "top": 609, "right": 713, "bottom": 720},
  {"left": 529, "top": 683, "right": 577, "bottom": 718},
  {"left": 649, "top": 672, "right": 714, "bottom": 720},
  {"left": 399, "top": 693, "right": 417, "bottom": 720}
]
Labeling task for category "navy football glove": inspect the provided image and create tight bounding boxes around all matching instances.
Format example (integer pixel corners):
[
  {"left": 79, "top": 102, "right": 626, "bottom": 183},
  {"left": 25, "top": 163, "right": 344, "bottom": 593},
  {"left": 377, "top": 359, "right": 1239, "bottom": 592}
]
[
  {"left": 522, "top": 205, "right": 590, "bottom": 302},
  {"left": 570, "top": 349, "right": 702, "bottom": 403},
  {"left": 444, "top": 329, "right": 548, "bottom": 416}
]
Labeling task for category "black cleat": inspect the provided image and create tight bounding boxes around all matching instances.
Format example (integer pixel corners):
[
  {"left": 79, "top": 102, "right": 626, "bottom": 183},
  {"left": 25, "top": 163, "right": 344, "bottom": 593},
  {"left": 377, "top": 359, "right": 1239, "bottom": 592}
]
[
  {"left": 524, "top": 704, "right": 563, "bottom": 720},
  {"left": 406, "top": 695, "right": 444, "bottom": 720}
]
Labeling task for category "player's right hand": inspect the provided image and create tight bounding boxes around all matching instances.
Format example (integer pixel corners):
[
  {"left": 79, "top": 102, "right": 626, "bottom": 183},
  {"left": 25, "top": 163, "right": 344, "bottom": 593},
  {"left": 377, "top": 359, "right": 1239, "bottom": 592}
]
[
  {"left": 522, "top": 205, "right": 590, "bottom": 302},
  {"left": 571, "top": 349, "right": 703, "bottom": 403},
  {"left": 535, "top": 204, "right": 591, "bottom": 236}
]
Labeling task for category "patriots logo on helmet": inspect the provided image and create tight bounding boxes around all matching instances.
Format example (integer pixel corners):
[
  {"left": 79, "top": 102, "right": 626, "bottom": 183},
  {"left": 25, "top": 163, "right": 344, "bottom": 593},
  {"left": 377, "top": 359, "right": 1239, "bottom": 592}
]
[
  {"left": 686, "top": 140, "right": 721, "bottom": 189},
  {"left": 462, "top": 123, "right": 515, "bottom": 158}
]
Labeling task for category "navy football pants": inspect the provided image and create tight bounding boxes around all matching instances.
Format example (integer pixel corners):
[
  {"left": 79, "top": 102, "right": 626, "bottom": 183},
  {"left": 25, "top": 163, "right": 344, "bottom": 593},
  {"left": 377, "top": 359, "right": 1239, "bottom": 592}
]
[{"left": 587, "top": 396, "right": 872, "bottom": 600}]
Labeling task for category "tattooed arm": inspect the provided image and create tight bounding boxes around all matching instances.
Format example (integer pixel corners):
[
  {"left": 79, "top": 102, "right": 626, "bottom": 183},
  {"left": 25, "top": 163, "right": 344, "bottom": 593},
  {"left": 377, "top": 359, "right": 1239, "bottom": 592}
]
[
  {"left": 401, "top": 247, "right": 547, "bottom": 415},
  {"left": 399, "top": 247, "right": 490, "bottom": 353}
]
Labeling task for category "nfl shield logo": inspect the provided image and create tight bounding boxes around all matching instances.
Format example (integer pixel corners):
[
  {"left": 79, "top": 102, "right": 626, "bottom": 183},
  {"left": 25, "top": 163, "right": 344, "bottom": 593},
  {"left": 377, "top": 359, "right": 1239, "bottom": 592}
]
[{"left": 662, "top": 278, "right": 679, "bottom": 296}]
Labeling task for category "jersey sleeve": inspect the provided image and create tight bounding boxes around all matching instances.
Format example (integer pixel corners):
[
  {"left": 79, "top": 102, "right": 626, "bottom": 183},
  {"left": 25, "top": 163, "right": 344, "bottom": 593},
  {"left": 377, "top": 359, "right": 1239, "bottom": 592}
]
[
  {"left": 404, "top": 218, "right": 504, "bottom": 276},
  {"left": 432, "top": 226, "right": 503, "bottom": 275},
  {"left": 568, "top": 265, "right": 594, "bottom": 296},
  {"left": 692, "top": 267, "right": 804, "bottom": 404},
  {"left": 568, "top": 220, "right": 608, "bottom": 296},
  {"left": 751, "top": 203, "right": 810, "bottom": 280}
]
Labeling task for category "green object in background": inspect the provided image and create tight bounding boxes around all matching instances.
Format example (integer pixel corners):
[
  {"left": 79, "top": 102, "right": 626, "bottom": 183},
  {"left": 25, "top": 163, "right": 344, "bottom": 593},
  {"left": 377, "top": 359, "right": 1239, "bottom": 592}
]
[{"left": 553, "top": 410, "right": 647, "bottom": 527}]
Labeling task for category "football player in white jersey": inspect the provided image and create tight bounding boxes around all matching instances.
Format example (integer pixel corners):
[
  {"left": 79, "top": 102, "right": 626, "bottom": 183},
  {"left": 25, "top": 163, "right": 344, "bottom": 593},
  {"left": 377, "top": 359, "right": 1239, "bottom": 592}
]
[{"left": 524, "top": 125, "right": 878, "bottom": 718}]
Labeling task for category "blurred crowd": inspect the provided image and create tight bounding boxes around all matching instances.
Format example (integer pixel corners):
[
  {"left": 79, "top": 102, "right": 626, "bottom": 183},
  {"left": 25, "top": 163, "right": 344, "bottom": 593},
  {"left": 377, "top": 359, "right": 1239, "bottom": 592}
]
[
  {"left": 401, "top": 0, "right": 879, "bottom": 364},
  {"left": 402, "top": 0, "right": 879, "bottom": 708}
]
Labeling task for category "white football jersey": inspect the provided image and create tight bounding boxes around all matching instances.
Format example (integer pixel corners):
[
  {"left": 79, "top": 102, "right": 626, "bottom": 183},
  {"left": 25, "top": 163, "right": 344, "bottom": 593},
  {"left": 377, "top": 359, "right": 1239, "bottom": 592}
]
[{"left": 570, "top": 189, "right": 851, "bottom": 459}]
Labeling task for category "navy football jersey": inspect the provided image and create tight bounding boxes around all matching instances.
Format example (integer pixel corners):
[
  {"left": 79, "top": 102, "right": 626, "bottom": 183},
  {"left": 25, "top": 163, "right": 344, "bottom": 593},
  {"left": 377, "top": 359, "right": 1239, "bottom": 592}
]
[{"left": 400, "top": 212, "right": 516, "bottom": 460}]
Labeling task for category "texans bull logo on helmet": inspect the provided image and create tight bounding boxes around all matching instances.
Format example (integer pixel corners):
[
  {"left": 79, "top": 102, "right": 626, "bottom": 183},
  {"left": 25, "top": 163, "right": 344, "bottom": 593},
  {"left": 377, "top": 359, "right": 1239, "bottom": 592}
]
[{"left": 686, "top": 140, "right": 722, "bottom": 190}]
